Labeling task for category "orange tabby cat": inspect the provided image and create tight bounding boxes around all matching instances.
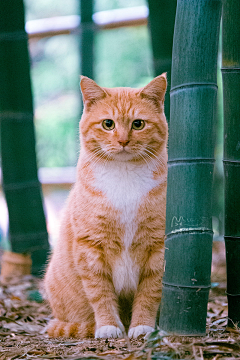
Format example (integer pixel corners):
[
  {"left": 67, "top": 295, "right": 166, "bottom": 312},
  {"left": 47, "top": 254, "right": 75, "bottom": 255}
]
[{"left": 44, "top": 73, "right": 168, "bottom": 339}]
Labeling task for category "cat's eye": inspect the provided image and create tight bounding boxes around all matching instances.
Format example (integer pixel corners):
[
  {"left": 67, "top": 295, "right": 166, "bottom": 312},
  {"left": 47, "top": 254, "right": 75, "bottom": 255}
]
[
  {"left": 102, "top": 119, "right": 115, "bottom": 130},
  {"left": 132, "top": 120, "right": 145, "bottom": 130}
]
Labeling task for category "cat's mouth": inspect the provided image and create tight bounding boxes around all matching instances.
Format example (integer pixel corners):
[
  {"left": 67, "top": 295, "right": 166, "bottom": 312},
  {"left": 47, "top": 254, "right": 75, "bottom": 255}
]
[
  {"left": 108, "top": 146, "right": 131, "bottom": 155},
  {"left": 119, "top": 147, "right": 128, "bottom": 153},
  {"left": 116, "top": 148, "right": 146, "bottom": 162},
  {"left": 101, "top": 145, "right": 141, "bottom": 161},
  {"left": 117, "top": 146, "right": 135, "bottom": 156}
]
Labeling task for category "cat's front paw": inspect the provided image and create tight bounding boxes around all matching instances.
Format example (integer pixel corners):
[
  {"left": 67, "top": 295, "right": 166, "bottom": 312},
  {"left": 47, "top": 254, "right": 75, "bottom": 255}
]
[
  {"left": 128, "top": 325, "right": 155, "bottom": 339},
  {"left": 95, "top": 325, "right": 123, "bottom": 339}
]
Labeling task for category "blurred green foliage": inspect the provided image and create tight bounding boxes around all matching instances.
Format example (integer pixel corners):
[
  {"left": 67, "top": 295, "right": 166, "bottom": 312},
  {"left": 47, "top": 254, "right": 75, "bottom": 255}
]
[
  {"left": 29, "top": 34, "right": 80, "bottom": 167},
  {"left": 95, "top": 27, "right": 153, "bottom": 88}
]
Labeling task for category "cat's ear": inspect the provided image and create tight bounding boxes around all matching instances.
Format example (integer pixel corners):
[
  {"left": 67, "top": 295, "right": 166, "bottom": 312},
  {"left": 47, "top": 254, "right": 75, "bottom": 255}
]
[
  {"left": 139, "top": 73, "right": 167, "bottom": 104},
  {"left": 80, "top": 76, "right": 107, "bottom": 105}
]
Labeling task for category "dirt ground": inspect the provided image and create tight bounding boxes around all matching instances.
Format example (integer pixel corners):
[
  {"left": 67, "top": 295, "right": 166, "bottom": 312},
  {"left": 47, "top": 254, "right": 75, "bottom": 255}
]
[{"left": 0, "top": 242, "right": 239, "bottom": 360}]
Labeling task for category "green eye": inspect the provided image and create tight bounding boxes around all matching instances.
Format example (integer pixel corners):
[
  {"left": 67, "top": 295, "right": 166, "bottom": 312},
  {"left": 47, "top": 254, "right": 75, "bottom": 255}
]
[
  {"left": 102, "top": 119, "right": 115, "bottom": 130},
  {"left": 132, "top": 119, "right": 145, "bottom": 130}
]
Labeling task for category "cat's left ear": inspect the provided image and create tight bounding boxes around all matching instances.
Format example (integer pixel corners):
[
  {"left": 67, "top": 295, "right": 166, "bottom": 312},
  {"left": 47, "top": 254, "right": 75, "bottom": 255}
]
[{"left": 139, "top": 73, "right": 167, "bottom": 104}]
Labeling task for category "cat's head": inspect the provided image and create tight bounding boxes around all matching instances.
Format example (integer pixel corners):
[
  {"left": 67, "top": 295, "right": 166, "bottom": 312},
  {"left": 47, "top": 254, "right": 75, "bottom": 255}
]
[{"left": 80, "top": 74, "right": 168, "bottom": 163}]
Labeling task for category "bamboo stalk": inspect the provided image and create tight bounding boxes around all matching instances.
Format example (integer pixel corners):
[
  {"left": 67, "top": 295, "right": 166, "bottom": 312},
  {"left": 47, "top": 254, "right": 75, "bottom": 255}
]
[
  {"left": 147, "top": 0, "right": 177, "bottom": 121},
  {"left": 222, "top": 0, "right": 240, "bottom": 328},
  {"left": 0, "top": 0, "right": 49, "bottom": 276},
  {"left": 80, "top": 0, "right": 94, "bottom": 79},
  {"left": 159, "top": 0, "right": 222, "bottom": 335}
]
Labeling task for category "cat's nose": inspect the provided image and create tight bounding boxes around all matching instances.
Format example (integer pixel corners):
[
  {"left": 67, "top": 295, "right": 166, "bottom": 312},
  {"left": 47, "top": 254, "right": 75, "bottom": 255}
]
[{"left": 118, "top": 140, "right": 129, "bottom": 147}]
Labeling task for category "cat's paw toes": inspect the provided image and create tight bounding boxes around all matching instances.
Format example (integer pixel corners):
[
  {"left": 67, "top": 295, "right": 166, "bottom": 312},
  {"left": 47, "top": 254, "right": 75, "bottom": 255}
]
[
  {"left": 128, "top": 325, "right": 155, "bottom": 339},
  {"left": 95, "top": 325, "right": 123, "bottom": 339}
]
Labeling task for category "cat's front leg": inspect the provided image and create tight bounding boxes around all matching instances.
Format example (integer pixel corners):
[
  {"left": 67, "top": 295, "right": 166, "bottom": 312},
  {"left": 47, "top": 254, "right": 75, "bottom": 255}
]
[
  {"left": 75, "top": 246, "right": 124, "bottom": 339},
  {"left": 91, "top": 279, "right": 124, "bottom": 339},
  {"left": 128, "top": 250, "right": 164, "bottom": 339},
  {"left": 82, "top": 273, "right": 124, "bottom": 339}
]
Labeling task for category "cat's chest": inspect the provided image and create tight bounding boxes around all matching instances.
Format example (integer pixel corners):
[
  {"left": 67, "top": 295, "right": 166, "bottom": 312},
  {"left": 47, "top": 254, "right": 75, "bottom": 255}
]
[
  {"left": 93, "top": 161, "right": 158, "bottom": 221},
  {"left": 92, "top": 161, "right": 159, "bottom": 252}
]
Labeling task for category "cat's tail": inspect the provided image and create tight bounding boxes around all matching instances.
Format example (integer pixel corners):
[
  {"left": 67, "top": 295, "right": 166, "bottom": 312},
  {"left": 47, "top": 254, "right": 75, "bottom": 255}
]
[{"left": 46, "top": 319, "right": 94, "bottom": 338}]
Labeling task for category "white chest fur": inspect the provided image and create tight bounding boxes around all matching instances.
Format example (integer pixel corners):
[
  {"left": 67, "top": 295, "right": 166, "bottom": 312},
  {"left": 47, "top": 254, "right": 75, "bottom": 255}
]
[
  {"left": 93, "top": 161, "right": 159, "bottom": 231},
  {"left": 93, "top": 160, "right": 160, "bottom": 294}
]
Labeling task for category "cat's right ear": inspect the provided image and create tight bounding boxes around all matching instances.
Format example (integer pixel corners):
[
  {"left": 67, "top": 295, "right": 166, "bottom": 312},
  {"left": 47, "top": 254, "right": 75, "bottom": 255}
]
[{"left": 80, "top": 76, "right": 107, "bottom": 106}]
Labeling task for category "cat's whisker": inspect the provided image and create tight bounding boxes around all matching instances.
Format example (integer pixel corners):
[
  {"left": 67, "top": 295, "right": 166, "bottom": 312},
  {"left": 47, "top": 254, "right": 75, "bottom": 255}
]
[
  {"left": 137, "top": 153, "right": 151, "bottom": 167},
  {"left": 145, "top": 148, "right": 160, "bottom": 160},
  {"left": 85, "top": 148, "right": 109, "bottom": 165},
  {"left": 88, "top": 155, "right": 105, "bottom": 169},
  {"left": 144, "top": 148, "right": 165, "bottom": 168},
  {"left": 145, "top": 145, "right": 165, "bottom": 164},
  {"left": 104, "top": 145, "right": 120, "bottom": 155},
  {"left": 141, "top": 151, "right": 164, "bottom": 172},
  {"left": 85, "top": 148, "right": 103, "bottom": 161}
]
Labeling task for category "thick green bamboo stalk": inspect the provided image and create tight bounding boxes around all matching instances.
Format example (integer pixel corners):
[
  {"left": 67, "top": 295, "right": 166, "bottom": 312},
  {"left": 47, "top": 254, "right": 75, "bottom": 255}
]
[
  {"left": 159, "top": 0, "right": 222, "bottom": 335},
  {"left": 147, "top": 0, "right": 177, "bottom": 121},
  {"left": 80, "top": 0, "right": 94, "bottom": 79},
  {"left": 222, "top": 0, "right": 240, "bottom": 327},
  {"left": 0, "top": 0, "right": 49, "bottom": 276}
]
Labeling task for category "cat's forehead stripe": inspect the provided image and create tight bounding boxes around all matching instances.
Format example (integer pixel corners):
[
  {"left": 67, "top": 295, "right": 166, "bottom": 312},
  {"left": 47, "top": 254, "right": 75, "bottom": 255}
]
[{"left": 104, "top": 91, "right": 144, "bottom": 122}]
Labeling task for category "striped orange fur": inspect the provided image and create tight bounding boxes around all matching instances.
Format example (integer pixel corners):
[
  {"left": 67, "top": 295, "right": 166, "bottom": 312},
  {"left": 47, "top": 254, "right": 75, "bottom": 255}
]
[{"left": 44, "top": 74, "right": 168, "bottom": 339}]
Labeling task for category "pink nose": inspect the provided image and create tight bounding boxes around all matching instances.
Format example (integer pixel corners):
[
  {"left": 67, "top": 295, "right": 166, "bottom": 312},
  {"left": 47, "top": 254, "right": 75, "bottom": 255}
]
[{"left": 118, "top": 140, "right": 129, "bottom": 147}]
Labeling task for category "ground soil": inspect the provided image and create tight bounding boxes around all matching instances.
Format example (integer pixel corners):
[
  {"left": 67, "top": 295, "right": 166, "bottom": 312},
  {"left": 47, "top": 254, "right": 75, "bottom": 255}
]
[
  {"left": 0, "top": 275, "right": 239, "bottom": 360},
  {"left": 0, "top": 242, "right": 239, "bottom": 360}
]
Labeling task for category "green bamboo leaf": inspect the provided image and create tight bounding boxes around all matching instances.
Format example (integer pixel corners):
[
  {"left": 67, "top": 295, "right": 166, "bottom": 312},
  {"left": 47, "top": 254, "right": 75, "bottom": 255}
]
[{"left": 146, "top": 330, "right": 168, "bottom": 343}]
